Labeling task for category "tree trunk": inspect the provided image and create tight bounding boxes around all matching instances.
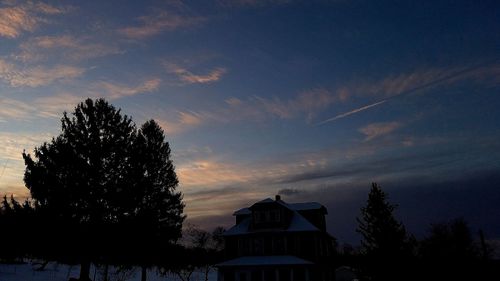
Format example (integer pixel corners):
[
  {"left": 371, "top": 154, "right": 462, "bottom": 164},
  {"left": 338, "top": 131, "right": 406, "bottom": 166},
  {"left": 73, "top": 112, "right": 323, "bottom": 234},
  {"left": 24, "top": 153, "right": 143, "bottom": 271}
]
[
  {"left": 103, "top": 264, "right": 109, "bottom": 281},
  {"left": 141, "top": 266, "right": 147, "bottom": 281},
  {"left": 79, "top": 261, "right": 91, "bottom": 281},
  {"left": 204, "top": 265, "right": 210, "bottom": 281}
]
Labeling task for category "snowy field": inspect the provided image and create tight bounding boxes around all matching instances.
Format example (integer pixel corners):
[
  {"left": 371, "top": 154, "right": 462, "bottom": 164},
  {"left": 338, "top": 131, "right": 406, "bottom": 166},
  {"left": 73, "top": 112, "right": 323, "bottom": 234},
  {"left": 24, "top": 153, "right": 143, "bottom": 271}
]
[{"left": 0, "top": 262, "right": 217, "bottom": 281}]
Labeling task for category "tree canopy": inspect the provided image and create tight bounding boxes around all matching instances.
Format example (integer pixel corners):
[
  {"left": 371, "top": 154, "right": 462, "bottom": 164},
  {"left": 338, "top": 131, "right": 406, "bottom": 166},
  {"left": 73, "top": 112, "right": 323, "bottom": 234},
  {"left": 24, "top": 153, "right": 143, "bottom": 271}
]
[
  {"left": 22, "top": 98, "right": 184, "bottom": 281},
  {"left": 357, "top": 183, "right": 412, "bottom": 258}
]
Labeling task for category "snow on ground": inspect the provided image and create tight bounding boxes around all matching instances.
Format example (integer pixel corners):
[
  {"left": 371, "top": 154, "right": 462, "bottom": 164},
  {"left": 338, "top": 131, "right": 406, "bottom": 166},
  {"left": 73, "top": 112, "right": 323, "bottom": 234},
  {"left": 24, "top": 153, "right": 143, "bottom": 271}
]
[{"left": 0, "top": 262, "right": 217, "bottom": 281}]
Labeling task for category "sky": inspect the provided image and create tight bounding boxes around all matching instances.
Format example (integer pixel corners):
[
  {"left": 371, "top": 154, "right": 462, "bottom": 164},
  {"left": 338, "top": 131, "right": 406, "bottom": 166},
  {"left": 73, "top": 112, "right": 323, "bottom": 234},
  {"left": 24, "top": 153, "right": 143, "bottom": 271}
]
[{"left": 0, "top": 0, "right": 499, "bottom": 245}]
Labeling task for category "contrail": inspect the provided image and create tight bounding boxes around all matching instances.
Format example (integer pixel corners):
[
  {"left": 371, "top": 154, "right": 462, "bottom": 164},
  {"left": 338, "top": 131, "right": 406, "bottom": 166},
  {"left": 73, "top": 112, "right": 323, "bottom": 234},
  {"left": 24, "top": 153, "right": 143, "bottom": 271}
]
[
  {"left": 317, "top": 58, "right": 499, "bottom": 126},
  {"left": 317, "top": 100, "right": 386, "bottom": 125}
]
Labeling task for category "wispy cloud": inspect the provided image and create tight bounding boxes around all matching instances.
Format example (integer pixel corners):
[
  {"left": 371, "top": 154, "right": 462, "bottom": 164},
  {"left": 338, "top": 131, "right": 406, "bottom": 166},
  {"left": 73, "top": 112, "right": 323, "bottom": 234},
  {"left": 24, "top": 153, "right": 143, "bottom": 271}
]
[
  {"left": 0, "top": 97, "right": 35, "bottom": 121},
  {"left": 255, "top": 88, "right": 338, "bottom": 121},
  {"left": 317, "top": 100, "right": 386, "bottom": 125},
  {"left": 0, "top": 77, "right": 162, "bottom": 121},
  {"left": 119, "top": 10, "right": 205, "bottom": 39},
  {"left": 92, "top": 78, "right": 162, "bottom": 99},
  {"left": 32, "top": 93, "right": 88, "bottom": 118},
  {"left": 359, "top": 121, "right": 402, "bottom": 141},
  {"left": 177, "top": 135, "right": 474, "bottom": 222},
  {"left": 166, "top": 63, "right": 227, "bottom": 84},
  {"left": 336, "top": 63, "right": 500, "bottom": 102},
  {"left": 156, "top": 111, "right": 209, "bottom": 135},
  {"left": 178, "top": 159, "right": 255, "bottom": 188},
  {"left": 0, "top": 1, "right": 68, "bottom": 38},
  {"left": 318, "top": 62, "right": 500, "bottom": 124},
  {"left": 0, "top": 58, "right": 85, "bottom": 87},
  {"left": 28, "top": 78, "right": 162, "bottom": 118},
  {"left": 14, "top": 35, "right": 123, "bottom": 62},
  {"left": 0, "top": 94, "right": 85, "bottom": 120},
  {"left": 153, "top": 88, "right": 341, "bottom": 135}
]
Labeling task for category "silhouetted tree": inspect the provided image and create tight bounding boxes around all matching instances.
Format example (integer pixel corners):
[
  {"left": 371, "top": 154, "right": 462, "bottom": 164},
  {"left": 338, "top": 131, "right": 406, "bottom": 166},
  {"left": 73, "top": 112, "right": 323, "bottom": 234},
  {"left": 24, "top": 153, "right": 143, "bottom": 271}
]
[
  {"left": 416, "top": 218, "right": 496, "bottom": 280},
  {"left": 22, "top": 99, "right": 184, "bottom": 281},
  {"left": 420, "top": 218, "right": 477, "bottom": 260},
  {"left": 357, "top": 183, "right": 413, "bottom": 280},
  {"left": 186, "top": 225, "right": 225, "bottom": 281},
  {"left": 0, "top": 195, "right": 35, "bottom": 262},
  {"left": 129, "top": 120, "right": 184, "bottom": 281},
  {"left": 163, "top": 225, "right": 225, "bottom": 281}
]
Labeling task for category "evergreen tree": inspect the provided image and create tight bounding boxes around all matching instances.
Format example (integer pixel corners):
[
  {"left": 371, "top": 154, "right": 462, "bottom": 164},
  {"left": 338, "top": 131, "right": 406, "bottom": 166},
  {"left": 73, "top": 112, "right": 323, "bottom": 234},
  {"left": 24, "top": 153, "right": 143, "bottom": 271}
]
[
  {"left": 130, "top": 120, "right": 184, "bottom": 281},
  {"left": 357, "top": 183, "right": 411, "bottom": 258},
  {"left": 356, "top": 183, "right": 414, "bottom": 280},
  {"left": 23, "top": 99, "right": 184, "bottom": 281}
]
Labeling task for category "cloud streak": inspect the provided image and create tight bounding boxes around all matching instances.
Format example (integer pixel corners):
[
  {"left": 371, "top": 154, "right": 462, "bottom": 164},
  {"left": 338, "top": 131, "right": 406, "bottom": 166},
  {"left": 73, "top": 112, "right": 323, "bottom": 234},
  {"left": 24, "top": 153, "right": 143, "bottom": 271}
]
[
  {"left": 153, "top": 88, "right": 341, "bottom": 135},
  {"left": 0, "top": 59, "right": 85, "bottom": 87},
  {"left": 176, "top": 134, "right": 500, "bottom": 225},
  {"left": 92, "top": 78, "right": 162, "bottom": 99},
  {"left": 318, "top": 61, "right": 500, "bottom": 125},
  {"left": 166, "top": 64, "right": 227, "bottom": 84},
  {"left": 358, "top": 121, "right": 402, "bottom": 141},
  {"left": 0, "top": 1, "right": 68, "bottom": 38},
  {"left": 0, "top": 97, "right": 35, "bottom": 121},
  {"left": 119, "top": 10, "right": 205, "bottom": 39},
  {"left": 15, "top": 35, "right": 123, "bottom": 62}
]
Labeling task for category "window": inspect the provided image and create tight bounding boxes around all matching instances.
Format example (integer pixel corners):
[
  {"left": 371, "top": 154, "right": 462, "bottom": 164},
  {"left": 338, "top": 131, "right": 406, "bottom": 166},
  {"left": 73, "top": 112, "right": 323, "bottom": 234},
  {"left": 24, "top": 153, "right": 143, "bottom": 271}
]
[
  {"left": 253, "top": 238, "right": 264, "bottom": 255},
  {"left": 270, "top": 210, "right": 280, "bottom": 222}
]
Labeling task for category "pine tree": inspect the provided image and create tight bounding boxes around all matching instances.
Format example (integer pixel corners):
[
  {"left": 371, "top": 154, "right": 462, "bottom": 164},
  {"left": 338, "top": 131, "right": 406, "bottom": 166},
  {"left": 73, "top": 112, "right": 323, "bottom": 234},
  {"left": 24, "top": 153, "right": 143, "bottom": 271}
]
[
  {"left": 357, "top": 183, "right": 412, "bottom": 258},
  {"left": 23, "top": 99, "right": 184, "bottom": 281},
  {"left": 131, "top": 120, "right": 184, "bottom": 281}
]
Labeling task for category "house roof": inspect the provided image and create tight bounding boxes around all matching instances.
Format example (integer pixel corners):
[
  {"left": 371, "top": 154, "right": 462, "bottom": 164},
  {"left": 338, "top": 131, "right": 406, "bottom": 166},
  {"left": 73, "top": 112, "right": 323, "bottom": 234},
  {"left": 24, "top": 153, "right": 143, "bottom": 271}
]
[
  {"left": 223, "top": 217, "right": 251, "bottom": 236},
  {"left": 225, "top": 196, "right": 328, "bottom": 236},
  {"left": 233, "top": 199, "right": 325, "bottom": 216},
  {"left": 216, "top": 255, "right": 313, "bottom": 267},
  {"left": 233, "top": 207, "right": 251, "bottom": 216},
  {"left": 254, "top": 198, "right": 275, "bottom": 204},
  {"left": 223, "top": 210, "right": 320, "bottom": 236}
]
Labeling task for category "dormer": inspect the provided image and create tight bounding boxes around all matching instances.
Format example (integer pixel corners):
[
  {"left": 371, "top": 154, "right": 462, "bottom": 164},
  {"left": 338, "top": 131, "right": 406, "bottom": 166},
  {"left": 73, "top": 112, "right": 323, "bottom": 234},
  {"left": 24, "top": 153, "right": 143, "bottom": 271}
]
[{"left": 249, "top": 195, "right": 293, "bottom": 230}]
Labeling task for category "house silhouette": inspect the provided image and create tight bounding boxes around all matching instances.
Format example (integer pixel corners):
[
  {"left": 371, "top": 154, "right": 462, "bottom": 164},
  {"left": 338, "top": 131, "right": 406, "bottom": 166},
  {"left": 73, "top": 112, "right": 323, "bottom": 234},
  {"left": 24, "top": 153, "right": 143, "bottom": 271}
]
[{"left": 217, "top": 195, "right": 336, "bottom": 281}]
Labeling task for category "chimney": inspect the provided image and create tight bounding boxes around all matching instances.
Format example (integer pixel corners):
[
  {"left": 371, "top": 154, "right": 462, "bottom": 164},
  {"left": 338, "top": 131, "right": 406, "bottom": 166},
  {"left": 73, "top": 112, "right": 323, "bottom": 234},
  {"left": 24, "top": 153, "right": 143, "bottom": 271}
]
[{"left": 275, "top": 194, "right": 281, "bottom": 201}]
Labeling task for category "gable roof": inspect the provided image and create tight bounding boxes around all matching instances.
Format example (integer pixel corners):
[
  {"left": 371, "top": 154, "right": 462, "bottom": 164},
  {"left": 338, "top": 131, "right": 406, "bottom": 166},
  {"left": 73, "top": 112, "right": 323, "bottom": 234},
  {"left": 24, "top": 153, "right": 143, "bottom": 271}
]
[
  {"left": 224, "top": 210, "right": 320, "bottom": 236},
  {"left": 233, "top": 207, "right": 251, "bottom": 216},
  {"left": 233, "top": 199, "right": 325, "bottom": 216},
  {"left": 225, "top": 196, "right": 328, "bottom": 236}
]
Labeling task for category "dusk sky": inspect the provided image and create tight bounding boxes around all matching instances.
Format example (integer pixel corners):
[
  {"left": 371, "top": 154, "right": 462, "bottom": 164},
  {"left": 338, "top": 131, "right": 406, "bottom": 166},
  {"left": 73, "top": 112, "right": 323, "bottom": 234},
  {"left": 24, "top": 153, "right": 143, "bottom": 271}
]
[{"left": 0, "top": 0, "right": 499, "bottom": 244}]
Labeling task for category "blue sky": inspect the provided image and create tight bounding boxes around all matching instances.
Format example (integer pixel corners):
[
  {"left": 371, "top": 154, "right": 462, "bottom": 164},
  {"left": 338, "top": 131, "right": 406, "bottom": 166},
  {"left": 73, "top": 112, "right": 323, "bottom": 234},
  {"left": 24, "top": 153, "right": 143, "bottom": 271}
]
[{"left": 0, "top": 0, "right": 499, "bottom": 244}]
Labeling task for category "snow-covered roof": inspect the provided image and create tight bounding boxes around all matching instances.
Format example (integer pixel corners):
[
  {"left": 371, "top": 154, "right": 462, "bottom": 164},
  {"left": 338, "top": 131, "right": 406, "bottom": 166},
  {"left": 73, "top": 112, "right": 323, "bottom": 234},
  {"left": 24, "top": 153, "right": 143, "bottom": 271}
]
[
  {"left": 253, "top": 198, "right": 275, "bottom": 204},
  {"left": 235, "top": 199, "right": 324, "bottom": 216},
  {"left": 224, "top": 217, "right": 252, "bottom": 236},
  {"left": 287, "top": 211, "right": 320, "bottom": 231},
  {"left": 216, "top": 255, "right": 313, "bottom": 267},
  {"left": 223, "top": 210, "right": 319, "bottom": 236},
  {"left": 233, "top": 207, "right": 251, "bottom": 215},
  {"left": 224, "top": 196, "right": 327, "bottom": 236}
]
